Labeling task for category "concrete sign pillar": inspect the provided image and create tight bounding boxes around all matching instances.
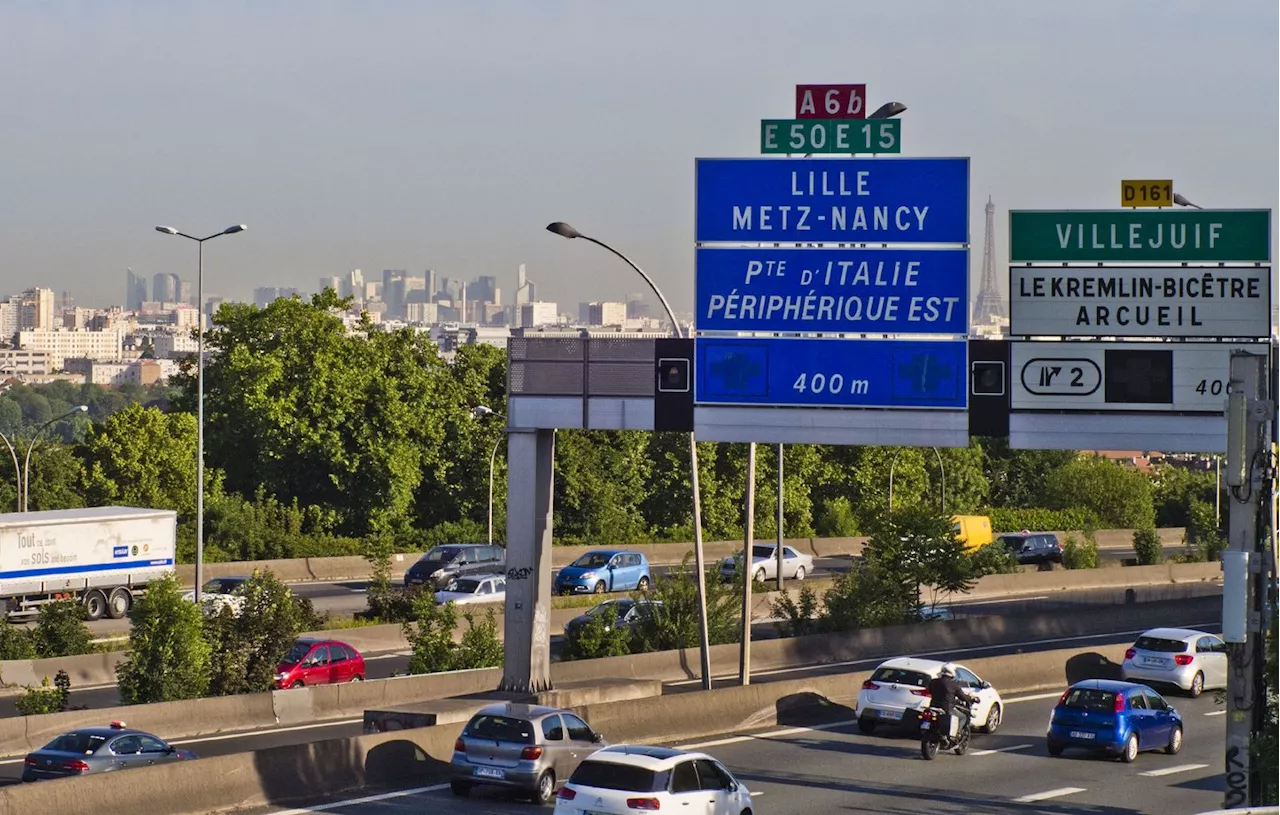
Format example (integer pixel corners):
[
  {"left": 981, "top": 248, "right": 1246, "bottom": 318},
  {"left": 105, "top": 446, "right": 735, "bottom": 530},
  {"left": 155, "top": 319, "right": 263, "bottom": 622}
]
[{"left": 499, "top": 428, "right": 556, "bottom": 693}]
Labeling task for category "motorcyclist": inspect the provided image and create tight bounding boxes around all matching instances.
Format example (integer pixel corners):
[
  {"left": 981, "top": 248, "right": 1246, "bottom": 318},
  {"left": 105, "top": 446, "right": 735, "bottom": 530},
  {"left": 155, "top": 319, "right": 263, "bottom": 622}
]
[{"left": 926, "top": 664, "right": 979, "bottom": 735}]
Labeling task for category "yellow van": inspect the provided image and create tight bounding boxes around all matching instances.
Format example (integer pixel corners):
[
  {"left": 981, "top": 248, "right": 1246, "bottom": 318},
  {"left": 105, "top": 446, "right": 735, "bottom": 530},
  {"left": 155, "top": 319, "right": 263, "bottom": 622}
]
[{"left": 951, "top": 515, "right": 993, "bottom": 551}]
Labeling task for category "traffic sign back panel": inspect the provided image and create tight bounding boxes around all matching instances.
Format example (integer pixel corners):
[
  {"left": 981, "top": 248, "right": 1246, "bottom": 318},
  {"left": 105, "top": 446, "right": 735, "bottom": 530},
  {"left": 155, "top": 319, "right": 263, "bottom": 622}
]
[
  {"left": 695, "top": 337, "right": 966, "bottom": 409},
  {"left": 695, "top": 157, "right": 970, "bottom": 244}
]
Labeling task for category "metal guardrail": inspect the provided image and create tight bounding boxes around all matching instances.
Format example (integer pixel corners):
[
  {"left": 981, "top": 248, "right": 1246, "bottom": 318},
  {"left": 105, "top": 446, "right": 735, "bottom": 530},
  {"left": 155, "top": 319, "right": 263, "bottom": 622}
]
[{"left": 1192, "top": 808, "right": 1280, "bottom": 814}]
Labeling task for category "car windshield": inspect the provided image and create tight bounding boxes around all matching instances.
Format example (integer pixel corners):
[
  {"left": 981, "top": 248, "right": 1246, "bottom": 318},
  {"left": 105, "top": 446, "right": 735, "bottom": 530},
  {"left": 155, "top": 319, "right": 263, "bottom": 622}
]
[
  {"left": 998, "top": 535, "right": 1028, "bottom": 549},
  {"left": 282, "top": 641, "right": 313, "bottom": 664},
  {"left": 465, "top": 715, "right": 534, "bottom": 745},
  {"left": 1063, "top": 688, "right": 1118, "bottom": 711},
  {"left": 203, "top": 579, "right": 244, "bottom": 594},
  {"left": 44, "top": 732, "right": 110, "bottom": 754},
  {"left": 870, "top": 667, "right": 931, "bottom": 687},
  {"left": 1135, "top": 636, "right": 1188, "bottom": 653},
  {"left": 751, "top": 545, "right": 775, "bottom": 559},
  {"left": 572, "top": 553, "right": 612, "bottom": 568},
  {"left": 587, "top": 601, "right": 627, "bottom": 618},
  {"left": 421, "top": 548, "right": 457, "bottom": 563},
  {"left": 448, "top": 579, "right": 481, "bottom": 593},
  {"left": 570, "top": 759, "right": 664, "bottom": 792}
]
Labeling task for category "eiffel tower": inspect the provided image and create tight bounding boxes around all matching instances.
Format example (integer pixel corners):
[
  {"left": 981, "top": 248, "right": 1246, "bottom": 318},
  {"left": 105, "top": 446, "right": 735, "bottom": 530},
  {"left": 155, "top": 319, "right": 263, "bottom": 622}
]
[{"left": 971, "top": 195, "right": 1006, "bottom": 328}]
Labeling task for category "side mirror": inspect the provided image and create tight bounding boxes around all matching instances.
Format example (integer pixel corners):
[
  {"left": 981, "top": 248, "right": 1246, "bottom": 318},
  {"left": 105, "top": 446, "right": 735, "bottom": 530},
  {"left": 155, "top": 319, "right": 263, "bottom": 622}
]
[
  {"left": 591, "top": 732, "right": 604, "bottom": 743},
  {"left": 980, "top": 681, "right": 992, "bottom": 689}
]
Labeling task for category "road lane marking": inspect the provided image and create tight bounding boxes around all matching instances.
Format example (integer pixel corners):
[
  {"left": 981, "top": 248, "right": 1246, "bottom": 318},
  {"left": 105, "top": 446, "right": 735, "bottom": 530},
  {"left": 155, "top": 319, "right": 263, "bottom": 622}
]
[
  {"left": 970, "top": 743, "right": 1032, "bottom": 756},
  {"left": 1140, "top": 763, "right": 1208, "bottom": 777},
  {"left": 1013, "top": 787, "right": 1086, "bottom": 802},
  {"left": 1004, "top": 691, "right": 1065, "bottom": 704},
  {"left": 1205, "top": 710, "right": 1226, "bottom": 716},
  {"left": 169, "top": 719, "right": 365, "bottom": 747},
  {"left": 266, "top": 783, "right": 450, "bottom": 814},
  {"left": 676, "top": 719, "right": 859, "bottom": 750}
]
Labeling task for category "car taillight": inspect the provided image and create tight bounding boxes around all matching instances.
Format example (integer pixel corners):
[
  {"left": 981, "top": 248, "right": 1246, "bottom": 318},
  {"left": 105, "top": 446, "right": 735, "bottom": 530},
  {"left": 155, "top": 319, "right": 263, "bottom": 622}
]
[
  {"left": 62, "top": 760, "right": 90, "bottom": 772},
  {"left": 910, "top": 688, "right": 931, "bottom": 697},
  {"left": 454, "top": 738, "right": 465, "bottom": 752},
  {"left": 520, "top": 745, "right": 543, "bottom": 760},
  {"left": 23, "top": 758, "right": 37, "bottom": 766},
  {"left": 557, "top": 787, "right": 577, "bottom": 801},
  {"left": 921, "top": 709, "right": 938, "bottom": 721},
  {"left": 861, "top": 680, "right": 879, "bottom": 690},
  {"left": 1174, "top": 654, "right": 1194, "bottom": 666},
  {"left": 1114, "top": 695, "right": 1126, "bottom": 713},
  {"left": 1124, "top": 648, "right": 1136, "bottom": 660},
  {"left": 1058, "top": 690, "right": 1069, "bottom": 706},
  {"left": 627, "top": 798, "right": 661, "bottom": 810}
]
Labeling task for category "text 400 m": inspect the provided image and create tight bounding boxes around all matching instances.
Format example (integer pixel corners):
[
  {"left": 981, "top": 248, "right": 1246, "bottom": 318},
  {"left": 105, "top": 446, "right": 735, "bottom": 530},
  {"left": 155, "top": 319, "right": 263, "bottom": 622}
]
[{"left": 792, "top": 372, "right": 869, "bottom": 396}]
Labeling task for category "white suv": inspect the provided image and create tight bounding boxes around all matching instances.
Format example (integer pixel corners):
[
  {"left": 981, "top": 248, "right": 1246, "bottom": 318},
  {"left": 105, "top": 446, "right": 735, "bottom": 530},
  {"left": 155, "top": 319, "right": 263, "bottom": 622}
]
[
  {"left": 554, "top": 744, "right": 753, "bottom": 815},
  {"left": 855, "top": 657, "right": 1004, "bottom": 734}
]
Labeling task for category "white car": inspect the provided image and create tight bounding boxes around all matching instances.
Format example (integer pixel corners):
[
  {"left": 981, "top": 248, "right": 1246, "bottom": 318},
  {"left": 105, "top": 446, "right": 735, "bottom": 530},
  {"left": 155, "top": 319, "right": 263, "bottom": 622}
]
[
  {"left": 182, "top": 577, "right": 248, "bottom": 616},
  {"left": 855, "top": 657, "right": 1004, "bottom": 735},
  {"left": 719, "top": 543, "right": 814, "bottom": 583},
  {"left": 434, "top": 574, "right": 507, "bottom": 606},
  {"left": 1120, "top": 627, "right": 1228, "bottom": 697},
  {"left": 554, "top": 744, "right": 753, "bottom": 815}
]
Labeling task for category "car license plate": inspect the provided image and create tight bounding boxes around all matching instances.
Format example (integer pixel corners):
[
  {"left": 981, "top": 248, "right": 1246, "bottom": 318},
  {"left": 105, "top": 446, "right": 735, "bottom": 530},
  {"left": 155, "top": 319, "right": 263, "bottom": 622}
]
[
  {"left": 878, "top": 710, "right": 902, "bottom": 720},
  {"left": 474, "top": 767, "right": 505, "bottom": 779},
  {"left": 1069, "top": 731, "right": 1096, "bottom": 740},
  {"left": 1143, "top": 657, "right": 1165, "bottom": 666},
  {"left": 920, "top": 721, "right": 932, "bottom": 730}
]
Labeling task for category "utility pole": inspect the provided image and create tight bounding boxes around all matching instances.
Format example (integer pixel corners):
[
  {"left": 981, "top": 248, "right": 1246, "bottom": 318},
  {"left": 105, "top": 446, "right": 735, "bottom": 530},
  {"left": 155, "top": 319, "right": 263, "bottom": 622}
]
[
  {"left": 1221, "top": 349, "right": 1273, "bottom": 809},
  {"left": 739, "top": 442, "right": 756, "bottom": 686}
]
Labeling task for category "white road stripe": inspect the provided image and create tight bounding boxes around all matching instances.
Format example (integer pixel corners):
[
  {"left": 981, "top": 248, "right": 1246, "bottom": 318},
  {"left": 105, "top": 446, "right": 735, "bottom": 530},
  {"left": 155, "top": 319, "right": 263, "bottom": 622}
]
[
  {"left": 1205, "top": 710, "right": 1227, "bottom": 716},
  {"left": 676, "top": 719, "right": 859, "bottom": 750},
  {"left": 1004, "top": 691, "right": 1065, "bottom": 704},
  {"left": 167, "top": 719, "right": 364, "bottom": 747},
  {"left": 264, "top": 783, "right": 450, "bottom": 814},
  {"left": 1013, "top": 787, "right": 1086, "bottom": 803},
  {"left": 1140, "top": 763, "right": 1209, "bottom": 777},
  {"left": 970, "top": 743, "right": 1032, "bottom": 756}
]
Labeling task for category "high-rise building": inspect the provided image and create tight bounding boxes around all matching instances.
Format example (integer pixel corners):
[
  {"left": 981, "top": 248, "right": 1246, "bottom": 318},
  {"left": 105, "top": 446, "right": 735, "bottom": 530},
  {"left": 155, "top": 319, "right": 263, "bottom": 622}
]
[
  {"left": 472, "top": 275, "right": 499, "bottom": 304},
  {"left": 19, "top": 288, "right": 55, "bottom": 330},
  {"left": 178, "top": 280, "right": 194, "bottom": 306},
  {"left": 515, "top": 264, "right": 536, "bottom": 307},
  {"left": 319, "top": 276, "right": 343, "bottom": 297},
  {"left": 589, "top": 301, "right": 628, "bottom": 326},
  {"left": 126, "top": 269, "right": 148, "bottom": 311},
  {"left": 519, "top": 301, "right": 558, "bottom": 328},
  {"left": 152, "top": 272, "right": 181, "bottom": 304},
  {"left": 254, "top": 287, "right": 280, "bottom": 308},
  {"left": 346, "top": 269, "right": 365, "bottom": 301},
  {"left": 626, "top": 293, "right": 651, "bottom": 320}
]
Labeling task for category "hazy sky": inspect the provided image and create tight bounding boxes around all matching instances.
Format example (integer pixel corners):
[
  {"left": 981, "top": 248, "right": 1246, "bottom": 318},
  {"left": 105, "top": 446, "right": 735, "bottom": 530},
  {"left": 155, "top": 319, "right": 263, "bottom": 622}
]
[{"left": 1, "top": 0, "right": 1276, "bottom": 316}]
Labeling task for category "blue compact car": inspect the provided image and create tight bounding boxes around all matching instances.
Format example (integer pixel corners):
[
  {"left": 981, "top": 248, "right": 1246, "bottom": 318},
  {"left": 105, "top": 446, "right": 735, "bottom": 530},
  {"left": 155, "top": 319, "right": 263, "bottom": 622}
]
[
  {"left": 554, "top": 550, "right": 651, "bottom": 595},
  {"left": 1046, "top": 679, "right": 1183, "bottom": 762}
]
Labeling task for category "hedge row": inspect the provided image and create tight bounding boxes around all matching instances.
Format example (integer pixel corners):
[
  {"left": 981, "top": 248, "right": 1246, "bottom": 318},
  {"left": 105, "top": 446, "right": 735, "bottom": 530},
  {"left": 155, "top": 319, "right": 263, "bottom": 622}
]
[{"left": 985, "top": 507, "right": 1102, "bottom": 534}]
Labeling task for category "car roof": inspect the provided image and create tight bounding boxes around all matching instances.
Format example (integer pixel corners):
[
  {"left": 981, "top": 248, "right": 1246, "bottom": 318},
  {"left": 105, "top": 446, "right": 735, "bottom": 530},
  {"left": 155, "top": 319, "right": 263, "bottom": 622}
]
[
  {"left": 59, "top": 726, "right": 151, "bottom": 739},
  {"left": 1067, "top": 679, "right": 1155, "bottom": 694},
  {"left": 1138, "top": 628, "right": 1210, "bottom": 642},
  {"left": 473, "top": 702, "right": 568, "bottom": 719},
  {"left": 453, "top": 572, "right": 505, "bottom": 582},
  {"left": 876, "top": 657, "right": 949, "bottom": 673},
  {"left": 587, "top": 744, "right": 708, "bottom": 769}
]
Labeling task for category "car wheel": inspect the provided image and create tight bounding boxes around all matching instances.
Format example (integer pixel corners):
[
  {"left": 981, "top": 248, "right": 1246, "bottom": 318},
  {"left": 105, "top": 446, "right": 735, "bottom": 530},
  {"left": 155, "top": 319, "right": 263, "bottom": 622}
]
[
  {"left": 534, "top": 770, "right": 556, "bottom": 805},
  {"left": 857, "top": 718, "right": 877, "bottom": 735},
  {"left": 107, "top": 588, "right": 132, "bottom": 619},
  {"left": 983, "top": 703, "right": 1002, "bottom": 734},
  {"left": 794, "top": 566, "right": 806, "bottom": 581},
  {"left": 753, "top": 568, "right": 766, "bottom": 583},
  {"left": 349, "top": 674, "right": 364, "bottom": 683},
  {"left": 637, "top": 576, "right": 650, "bottom": 592},
  {"left": 1046, "top": 741, "right": 1063, "bottom": 757},
  {"left": 1166, "top": 725, "right": 1183, "bottom": 755},
  {"left": 1121, "top": 733, "right": 1139, "bottom": 763},
  {"left": 291, "top": 681, "right": 304, "bottom": 689},
  {"left": 450, "top": 780, "right": 471, "bottom": 797},
  {"left": 83, "top": 589, "right": 108, "bottom": 621},
  {"left": 594, "top": 581, "right": 606, "bottom": 594},
  {"left": 1189, "top": 672, "right": 1204, "bottom": 698}
]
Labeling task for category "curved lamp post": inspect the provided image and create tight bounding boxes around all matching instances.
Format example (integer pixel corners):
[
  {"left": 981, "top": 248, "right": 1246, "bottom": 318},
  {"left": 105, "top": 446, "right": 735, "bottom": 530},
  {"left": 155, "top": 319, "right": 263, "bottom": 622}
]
[
  {"left": 546, "top": 221, "right": 714, "bottom": 690},
  {"left": 0, "top": 432, "right": 21, "bottom": 512},
  {"left": 887, "top": 446, "right": 946, "bottom": 514},
  {"left": 155, "top": 223, "right": 247, "bottom": 603},
  {"left": 472, "top": 405, "right": 503, "bottom": 544},
  {"left": 23, "top": 405, "right": 88, "bottom": 512}
]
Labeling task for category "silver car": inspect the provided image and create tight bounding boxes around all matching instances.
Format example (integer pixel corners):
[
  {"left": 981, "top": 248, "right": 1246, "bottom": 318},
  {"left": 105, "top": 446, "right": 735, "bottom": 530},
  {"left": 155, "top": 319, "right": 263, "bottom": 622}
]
[
  {"left": 719, "top": 543, "right": 814, "bottom": 583},
  {"left": 21, "top": 722, "right": 196, "bottom": 782},
  {"left": 1120, "top": 627, "right": 1228, "bottom": 697},
  {"left": 450, "top": 703, "right": 607, "bottom": 804}
]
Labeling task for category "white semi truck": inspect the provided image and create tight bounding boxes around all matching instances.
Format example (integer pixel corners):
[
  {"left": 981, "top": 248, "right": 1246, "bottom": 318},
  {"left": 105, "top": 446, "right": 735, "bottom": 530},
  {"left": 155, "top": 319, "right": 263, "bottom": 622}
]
[{"left": 0, "top": 506, "right": 177, "bottom": 621}]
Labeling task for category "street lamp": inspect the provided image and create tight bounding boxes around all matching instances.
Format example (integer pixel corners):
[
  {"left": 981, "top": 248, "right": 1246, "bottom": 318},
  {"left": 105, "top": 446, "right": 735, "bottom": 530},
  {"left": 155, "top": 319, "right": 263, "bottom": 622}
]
[
  {"left": 0, "top": 432, "right": 21, "bottom": 512},
  {"left": 23, "top": 405, "right": 88, "bottom": 512},
  {"left": 869, "top": 101, "right": 908, "bottom": 119},
  {"left": 155, "top": 223, "right": 247, "bottom": 603},
  {"left": 546, "top": 221, "right": 715, "bottom": 690},
  {"left": 1173, "top": 193, "right": 1202, "bottom": 210},
  {"left": 472, "top": 405, "right": 503, "bottom": 544}
]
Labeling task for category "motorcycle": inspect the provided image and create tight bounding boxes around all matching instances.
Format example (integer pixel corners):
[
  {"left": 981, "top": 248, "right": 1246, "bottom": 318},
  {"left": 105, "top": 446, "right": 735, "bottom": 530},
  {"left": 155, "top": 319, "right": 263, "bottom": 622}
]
[{"left": 919, "top": 698, "right": 973, "bottom": 760}]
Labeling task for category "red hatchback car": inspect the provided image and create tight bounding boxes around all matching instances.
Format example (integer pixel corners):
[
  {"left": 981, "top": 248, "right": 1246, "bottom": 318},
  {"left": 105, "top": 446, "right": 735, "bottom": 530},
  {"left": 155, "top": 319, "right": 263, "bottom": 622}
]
[{"left": 275, "top": 638, "right": 366, "bottom": 689}]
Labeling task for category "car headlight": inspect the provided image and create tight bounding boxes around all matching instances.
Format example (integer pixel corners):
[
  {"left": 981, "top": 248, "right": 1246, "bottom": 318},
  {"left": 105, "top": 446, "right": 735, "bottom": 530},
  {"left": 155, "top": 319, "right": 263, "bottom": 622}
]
[
  {"left": 275, "top": 672, "right": 288, "bottom": 682},
  {"left": 581, "top": 572, "right": 595, "bottom": 579}
]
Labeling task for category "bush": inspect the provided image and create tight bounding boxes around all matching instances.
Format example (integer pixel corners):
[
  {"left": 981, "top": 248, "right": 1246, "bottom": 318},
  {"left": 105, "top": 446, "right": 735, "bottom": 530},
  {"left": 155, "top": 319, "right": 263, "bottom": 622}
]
[
  {"left": 630, "top": 555, "right": 740, "bottom": 652},
  {"left": 0, "top": 622, "right": 36, "bottom": 660},
  {"left": 1061, "top": 533, "right": 1099, "bottom": 570},
  {"left": 985, "top": 507, "right": 1101, "bottom": 533},
  {"left": 965, "top": 543, "right": 1022, "bottom": 577},
  {"left": 1133, "top": 527, "right": 1164, "bottom": 565},
  {"left": 563, "top": 609, "right": 634, "bottom": 661},
  {"left": 771, "top": 584, "right": 822, "bottom": 638},
  {"left": 820, "top": 561, "right": 914, "bottom": 631},
  {"left": 14, "top": 671, "right": 70, "bottom": 716},
  {"left": 814, "top": 497, "right": 859, "bottom": 537},
  {"left": 454, "top": 608, "right": 504, "bottom": 670},
  {"left": 32, "top": 600, "right": 94, "bottom": 658},
  {"left": 1186, "top": 498, "right": 1226, "bottom": 562},
  {"left": 116, "top": 574, "right": 211, "bottom": 704},
  {"left": 404, "top": 595, "right": 458, "bottom": 675}
]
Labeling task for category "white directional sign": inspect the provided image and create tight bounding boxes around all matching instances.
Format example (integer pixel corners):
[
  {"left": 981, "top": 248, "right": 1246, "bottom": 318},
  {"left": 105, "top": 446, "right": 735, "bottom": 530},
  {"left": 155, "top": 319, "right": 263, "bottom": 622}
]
[
  {"left": 1011, "top": 341, "right": 1269, "bottom": 412},
  {"left": 1009, "top": 266, "right": 1272, "bottom": 338}
]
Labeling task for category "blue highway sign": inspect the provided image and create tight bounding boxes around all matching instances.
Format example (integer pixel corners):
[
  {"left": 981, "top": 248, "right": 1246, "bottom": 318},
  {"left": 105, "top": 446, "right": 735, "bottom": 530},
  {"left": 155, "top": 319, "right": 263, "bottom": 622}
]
[
  {"left": 696, "top": 246, "right": 968, "bottom": 334},
  {"left": 695, "top": 157, "right": 969, "bottom": 244},
  {"left": 695, "top": 337, "right": 967, "bottom": 409}
]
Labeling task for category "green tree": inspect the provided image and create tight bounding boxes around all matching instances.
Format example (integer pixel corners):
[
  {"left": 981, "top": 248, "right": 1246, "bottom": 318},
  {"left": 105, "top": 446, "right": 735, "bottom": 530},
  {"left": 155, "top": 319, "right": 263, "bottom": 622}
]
[
  {"left": 1044, "top": 455, "right": 1155, "bottom": 528},
  {"left": 32, "top": 599, "right": 93, "bottom": 658},
  {"left": 820, "top": 560, "right": 914, "bottom": 631},
  {"left": 203, "top": 605, "right": 251, "bottom": 696},
  {"left": 226, "top": 571, "right": 305, "bottom": 693},
  {"left": 936, "top": 442, "right": 991, "bottom": 514},
  {"left": 22, "top": 443, "right": 86, "bottom": 512},
  {"left": 1186, "top": 498, "right": 1226, "bottom": 562},
  {"left": 553, "top": 430, "right": 653, "bottom": 545},
  {"left": 979, "top": 438, "right": 1077, "bottom": 507},
  {"left": 78, "top": 404, "right": 198, "bottom": 520},
  {"left": 117, "top": 574, "right": 211, "bottom": 704},
  {"left": 1132, "top": 527, "right": 1164, "bottom": 565},
  {"left": 563, "top": 609, "right": 634, "bottom": 660},
  {"left": 0, "top": 622, "right": 36, "bottom": 660},
  {"left": 1060, "top": 533, "right": 1100, "bottom": 570},
  {"left": 1151, "top": 464, "right": 1217, "bottom": 528},
  {"left": 404, "top": 594, "right": 459, "bottom": 675},
  {"left": 631, "top": 555, "right": 739, "bottom": 651},
  {"left": 1254, "top": 612, "right": 1277, "bottom": 804},
  {"left": 861, "top": 505, "right": 974, "bottom": 616},
  {"left": 454, "top": 608, "right": 503, "bottom": 670}
]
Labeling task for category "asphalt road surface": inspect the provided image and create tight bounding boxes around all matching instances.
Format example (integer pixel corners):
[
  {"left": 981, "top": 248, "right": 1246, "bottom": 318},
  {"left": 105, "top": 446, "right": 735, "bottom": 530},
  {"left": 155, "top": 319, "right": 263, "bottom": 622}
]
[{"left": 236, "top": 685, "right": 1228, "bottom": 814}]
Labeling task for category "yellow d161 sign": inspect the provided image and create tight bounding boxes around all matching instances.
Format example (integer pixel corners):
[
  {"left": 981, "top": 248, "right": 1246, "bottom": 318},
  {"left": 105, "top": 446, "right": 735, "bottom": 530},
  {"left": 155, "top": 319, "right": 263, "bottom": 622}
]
[{"left": 1121, "top": 180, "right": 1174, "bottom": 208}]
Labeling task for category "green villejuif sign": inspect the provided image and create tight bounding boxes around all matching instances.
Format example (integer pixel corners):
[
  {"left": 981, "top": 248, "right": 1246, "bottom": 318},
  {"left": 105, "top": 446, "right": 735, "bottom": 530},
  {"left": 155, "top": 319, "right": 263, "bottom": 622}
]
[{"left": 1009, "top": 210, "right": 1272, "bottom": 263}]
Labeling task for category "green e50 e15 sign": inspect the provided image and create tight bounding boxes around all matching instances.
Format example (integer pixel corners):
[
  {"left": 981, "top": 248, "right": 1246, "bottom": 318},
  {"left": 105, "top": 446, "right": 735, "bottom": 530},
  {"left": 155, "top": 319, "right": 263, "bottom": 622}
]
[
  {"left": 760, "top": 118, "right": 901, "bottom": 155},
  {"left": 1010, "top": 210, "right": 1271, "bottom": 263}
]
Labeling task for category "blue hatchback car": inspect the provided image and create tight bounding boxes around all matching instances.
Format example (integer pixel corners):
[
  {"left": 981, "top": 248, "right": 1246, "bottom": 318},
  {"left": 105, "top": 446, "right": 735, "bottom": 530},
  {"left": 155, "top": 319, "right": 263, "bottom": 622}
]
[
  {"left": 1046, "top": 679, "right": 1183, "bottom": 762},
  {"left": 554, "top": 550, "right": 651, "bottom": 595}
]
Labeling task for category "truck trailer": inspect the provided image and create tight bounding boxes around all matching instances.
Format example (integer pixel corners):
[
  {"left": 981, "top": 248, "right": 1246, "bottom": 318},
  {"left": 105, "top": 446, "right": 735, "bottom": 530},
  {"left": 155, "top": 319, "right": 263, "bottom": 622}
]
[{"left": 0, "top": 506, "right": 177, "bottom": 621}]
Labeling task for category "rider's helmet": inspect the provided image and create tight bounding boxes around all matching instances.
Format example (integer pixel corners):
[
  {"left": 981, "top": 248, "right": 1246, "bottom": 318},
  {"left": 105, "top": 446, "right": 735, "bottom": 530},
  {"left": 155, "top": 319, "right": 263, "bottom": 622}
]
[{"left": 939, "top": 663, "right": 956, "bottom": 677}]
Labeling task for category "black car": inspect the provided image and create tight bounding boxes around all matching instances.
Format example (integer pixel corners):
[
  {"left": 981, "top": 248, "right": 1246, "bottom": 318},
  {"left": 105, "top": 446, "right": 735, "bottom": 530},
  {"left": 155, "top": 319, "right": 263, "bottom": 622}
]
[
  {"left": 564, "top": 598, "right": 664, "bottom": 638},
  {"left": 405, "top": 544, "right": 505, "bottom": 590},
  {"left": 997, "top": 532, "right": 1063, "bottom": 565}
]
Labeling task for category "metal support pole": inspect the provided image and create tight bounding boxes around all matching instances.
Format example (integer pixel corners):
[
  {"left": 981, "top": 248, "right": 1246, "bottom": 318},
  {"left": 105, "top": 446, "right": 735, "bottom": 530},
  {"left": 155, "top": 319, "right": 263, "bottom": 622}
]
[
  {"left": 488, "top": 434, "right": 502, "bottom": 544},
  {"left": 775, "top": 444, "right": 784, "bottom": 592},
  {"left": 196, "top": 239, "right": 205, "bottom": 603},
  {"left": 739, "top": 442, "right": 756, "bottom": 686},
  {"left": 0, "top": 433, "right": 20, "bottom": 512},
  {"left": 1222, "top": 350, "right": 1270, "bottom": 808}
]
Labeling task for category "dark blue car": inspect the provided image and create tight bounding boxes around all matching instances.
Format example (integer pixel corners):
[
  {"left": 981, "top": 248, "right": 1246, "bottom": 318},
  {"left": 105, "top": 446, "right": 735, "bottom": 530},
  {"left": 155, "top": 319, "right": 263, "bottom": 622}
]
[
  {"left": 1046, "top": 679, "right": 1183, "bottom": 762},
  {"left": 553, "top": 550, "right": 651, "bottom": 595}
]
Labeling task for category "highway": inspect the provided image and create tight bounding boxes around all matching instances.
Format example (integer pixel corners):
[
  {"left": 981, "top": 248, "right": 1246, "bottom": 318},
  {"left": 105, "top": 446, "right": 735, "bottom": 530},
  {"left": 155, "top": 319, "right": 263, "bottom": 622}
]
[
  {"left": 241, "top": 690, "right": 1226, "bottom": 815},
  {"left": 0, "top": 610, "right": 1224, "bottom": 786}
]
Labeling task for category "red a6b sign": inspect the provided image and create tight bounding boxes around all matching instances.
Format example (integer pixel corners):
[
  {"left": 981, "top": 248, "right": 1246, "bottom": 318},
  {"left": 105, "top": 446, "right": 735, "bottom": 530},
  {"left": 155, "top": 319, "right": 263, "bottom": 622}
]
[{"left": 795, "top": 84, "right": 867, "bottom": 119}]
